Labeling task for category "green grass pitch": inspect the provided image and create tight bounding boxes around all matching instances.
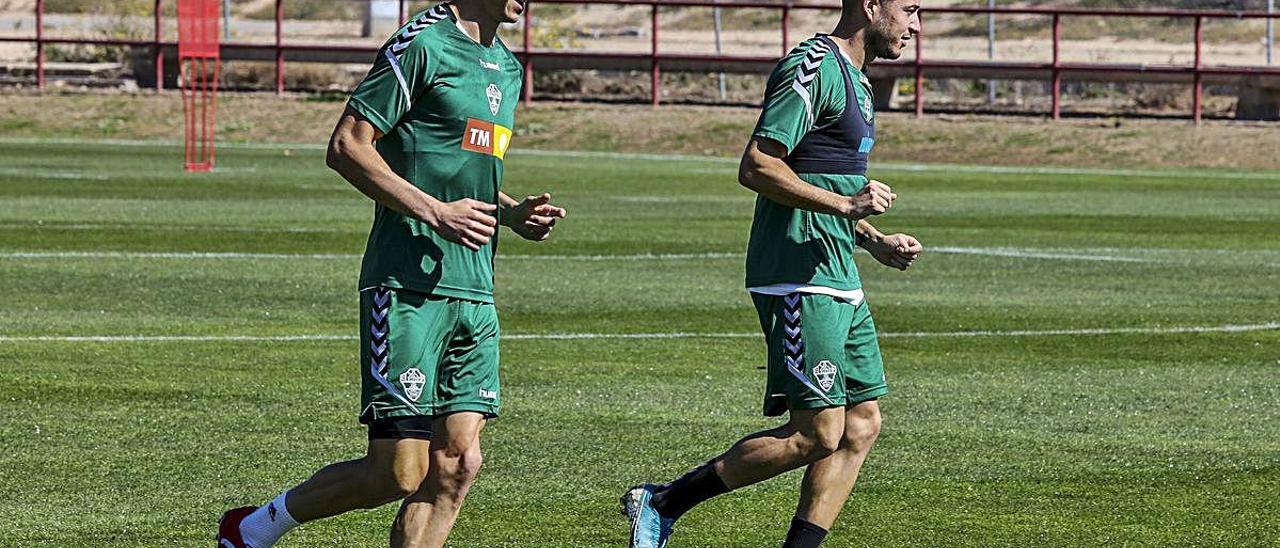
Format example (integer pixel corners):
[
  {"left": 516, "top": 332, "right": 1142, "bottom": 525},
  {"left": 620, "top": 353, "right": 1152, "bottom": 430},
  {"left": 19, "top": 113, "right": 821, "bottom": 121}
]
[{"left": 0, "top": 140, "right": 1277, "bottom": 547}]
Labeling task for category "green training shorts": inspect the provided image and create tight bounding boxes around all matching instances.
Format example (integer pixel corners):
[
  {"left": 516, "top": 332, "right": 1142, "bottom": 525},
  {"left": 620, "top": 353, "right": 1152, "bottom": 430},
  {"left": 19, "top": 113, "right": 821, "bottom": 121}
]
[
  {"left": 752, "top": 292, "right": 888, "bottom": 417},
  {"left": 359, "top": 286, "right": 500, "bottom": 423}
]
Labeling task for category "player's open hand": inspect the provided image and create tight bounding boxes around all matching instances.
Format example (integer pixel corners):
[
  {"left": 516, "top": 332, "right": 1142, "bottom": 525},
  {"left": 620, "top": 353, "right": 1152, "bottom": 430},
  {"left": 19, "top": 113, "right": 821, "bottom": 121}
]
[
  {"left": 507, "top": 193, "right": 567, "bottom": 242},
  {"left": 428, "top": 198, "right": 498, "bottom": 251},
  {"left": 866, "top": 233, "right": 922, "bottom": 271},
  {"left": 847, "top": 180, "right": 896, "bottom": 219}
]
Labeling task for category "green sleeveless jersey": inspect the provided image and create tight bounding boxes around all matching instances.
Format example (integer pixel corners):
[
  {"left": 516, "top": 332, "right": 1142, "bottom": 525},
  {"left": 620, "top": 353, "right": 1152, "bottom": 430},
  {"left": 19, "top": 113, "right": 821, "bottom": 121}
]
[{"left": 347, "top": 3, "right": 522, "bottom": 303}]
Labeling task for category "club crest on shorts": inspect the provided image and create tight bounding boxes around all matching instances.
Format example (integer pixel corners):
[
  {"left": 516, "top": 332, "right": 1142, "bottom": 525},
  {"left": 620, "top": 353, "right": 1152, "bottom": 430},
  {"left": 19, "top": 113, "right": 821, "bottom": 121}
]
[
  {"left": 399, "top": 367, "right": 426, "bottom": 402},
  {"left": 486, "top": 83, "right": 502, "bottom": 116},
  {"left": 813, "top": 360, "right": 838, "bottom": 392}
]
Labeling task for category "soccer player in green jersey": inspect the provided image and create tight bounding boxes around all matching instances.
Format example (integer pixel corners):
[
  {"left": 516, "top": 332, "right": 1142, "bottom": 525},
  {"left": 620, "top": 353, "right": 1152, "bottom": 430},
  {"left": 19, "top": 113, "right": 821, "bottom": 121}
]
[
  {"left": 623, "top": 1, "right": 922, "bottom": 547},
  {"left": 217, "top": 2, "right": 565, "bottom": 547}
]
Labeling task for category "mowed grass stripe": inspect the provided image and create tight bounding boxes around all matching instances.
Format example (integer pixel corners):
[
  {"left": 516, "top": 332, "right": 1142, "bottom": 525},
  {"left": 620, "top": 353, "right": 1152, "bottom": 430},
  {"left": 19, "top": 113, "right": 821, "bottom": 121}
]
[
  {"left": 4, "top": 246, "right": 1277, "bottom": 266},
  {"left": 0, "top": 322, "right": 1276, "bottom": 343},
  {"left": 2, "top": 136, "right": 1279, "bottom": 181}
]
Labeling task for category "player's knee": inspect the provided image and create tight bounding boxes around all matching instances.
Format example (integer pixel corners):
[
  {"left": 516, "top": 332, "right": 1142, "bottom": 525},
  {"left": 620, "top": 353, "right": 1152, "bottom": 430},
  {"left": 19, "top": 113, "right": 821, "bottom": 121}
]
[
  {"left": 796, "top": 425, "right": 842, "bottom": 460},
  {"left": 363, "top": 461, "right": 422, "bottom": 502},
  {"left": 843, "top": 404, "right": 882, "bottom": 451},
  {"left": 435, "top": 446, "right": 483, "bottom": 491},
  {"left": 388, "top": 470, "right": 425, "bottom": 500},
  {"left": 458, "top": 446, "right": 483, "bottom": 483},
  {"left": 815, "top": 425, "right": 843, "bottom": 456}
]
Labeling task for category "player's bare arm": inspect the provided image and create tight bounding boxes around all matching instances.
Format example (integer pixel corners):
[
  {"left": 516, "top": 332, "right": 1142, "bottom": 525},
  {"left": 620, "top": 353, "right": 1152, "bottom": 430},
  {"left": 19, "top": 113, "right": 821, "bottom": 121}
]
[
  {"left": 855, "top": 219, "right": 922, "bottom": 271},
  {"left": 327, "top": 107, "right": 498, "bottom": 251},
  {"left": 498, "top": 192, "right": 567, "bottom": 241},
  {"left": 739, "top": 136, "right": 896, "bottom": 219}
]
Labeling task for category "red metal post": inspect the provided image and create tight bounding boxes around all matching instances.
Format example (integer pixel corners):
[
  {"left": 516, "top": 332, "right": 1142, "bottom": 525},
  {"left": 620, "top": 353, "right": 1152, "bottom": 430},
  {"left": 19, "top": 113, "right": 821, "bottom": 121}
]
[
  {"left": 781, "top": 6, "right": 790, "bottom": 54},
  {"left": 275, "top": 0, "right": 284, "bottom": 95},
  {"left": 914, "top": 12, "right": 924, "bottom": 117},
  {"left": 208, "top": 57, "right": 220, "bottom": 168},
  {"left": 522, "top": 3, "right": 533, "bottom": 104},
  {"left": 35, "top": 0, "right": 44, "bottom": 88},
  {"left": 1052, "top": 13, "right": 1062, "bottom": 120},
  {"left": 1193, "top": 15, "right": 1203, "bottom": 123},
  {"left": 399, "top": 0, "right": 407, "bottom": 25},
  {"left": 199, "top": 56, "right": 207, "bottom": 166},
  {"left": 154, "top": 0, "right": 163, "bottom": 92},
  {"left": 651, "top": 4, "right": 660, "bottom": 107}
]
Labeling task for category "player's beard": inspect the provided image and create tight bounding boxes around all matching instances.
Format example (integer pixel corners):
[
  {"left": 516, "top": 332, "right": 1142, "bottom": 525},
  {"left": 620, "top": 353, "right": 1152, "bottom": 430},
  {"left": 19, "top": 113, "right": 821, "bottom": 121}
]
[{"left": 866, "top": 16, "right": 903, "bottom": 61}]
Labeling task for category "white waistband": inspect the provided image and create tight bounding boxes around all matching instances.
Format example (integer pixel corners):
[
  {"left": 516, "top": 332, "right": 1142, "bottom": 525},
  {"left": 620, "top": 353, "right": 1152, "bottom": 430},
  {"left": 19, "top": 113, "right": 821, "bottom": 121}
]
[{"left": 748, "top": 284, "right": 865, "bottom": 305}]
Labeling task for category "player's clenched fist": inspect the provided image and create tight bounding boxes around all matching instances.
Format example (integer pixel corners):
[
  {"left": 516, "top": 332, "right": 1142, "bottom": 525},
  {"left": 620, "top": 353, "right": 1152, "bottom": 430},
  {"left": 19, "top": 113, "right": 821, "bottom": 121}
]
[
  {"left": 426, "top": 198, "right": 498, "bottom": 251},
  {"left": 507, "top": 193, "right": 567, "bottom": 242},
  {"left": 846, "top": 180, "right": 896, "bottom": 219}
]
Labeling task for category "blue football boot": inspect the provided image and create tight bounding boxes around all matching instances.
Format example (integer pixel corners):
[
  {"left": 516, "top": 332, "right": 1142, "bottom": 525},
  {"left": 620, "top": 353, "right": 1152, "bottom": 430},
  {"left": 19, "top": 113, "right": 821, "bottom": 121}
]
[{"left": 621, "top": 484, "right": 676, "bottom": 548}]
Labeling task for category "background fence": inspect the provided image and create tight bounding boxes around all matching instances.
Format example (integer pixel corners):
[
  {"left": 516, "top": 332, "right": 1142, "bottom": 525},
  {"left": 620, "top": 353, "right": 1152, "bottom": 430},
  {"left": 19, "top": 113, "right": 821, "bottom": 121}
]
[{"left": 2, "top": 0, "right": 1278, "bottom": 121}]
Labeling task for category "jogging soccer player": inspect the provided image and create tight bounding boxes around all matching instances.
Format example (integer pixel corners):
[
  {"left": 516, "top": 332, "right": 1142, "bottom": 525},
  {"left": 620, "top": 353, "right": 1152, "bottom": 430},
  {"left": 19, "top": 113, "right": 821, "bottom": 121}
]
[
  {"left": 622, "top": 1, "right": 922, "bottom": 547},
  {"left": 217, "top": 1, "right": 565, "bottom": 547}
]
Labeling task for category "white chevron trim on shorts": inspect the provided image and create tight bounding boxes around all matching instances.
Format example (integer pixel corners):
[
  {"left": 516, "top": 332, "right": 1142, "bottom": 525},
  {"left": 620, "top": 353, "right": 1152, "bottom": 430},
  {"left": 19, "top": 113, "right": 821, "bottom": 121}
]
[
  {"left": 365, "top": 287, "right": 416, "bottom": 408},
  {"left": 780, "top": 293, "right": 837, "bottom": 405}
]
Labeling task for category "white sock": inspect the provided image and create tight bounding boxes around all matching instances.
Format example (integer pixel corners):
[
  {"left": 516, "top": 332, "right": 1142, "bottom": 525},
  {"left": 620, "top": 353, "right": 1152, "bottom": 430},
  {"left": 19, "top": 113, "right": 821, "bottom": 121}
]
[{"left": 239, "top": 491, "right": 300, "bottom": 548}]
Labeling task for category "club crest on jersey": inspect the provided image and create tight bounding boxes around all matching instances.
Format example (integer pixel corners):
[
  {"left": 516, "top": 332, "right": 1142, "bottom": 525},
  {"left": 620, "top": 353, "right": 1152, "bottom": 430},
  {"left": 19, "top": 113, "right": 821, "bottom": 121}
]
[
  {"left": 399, "top": 367, "right": 426, "bottom": 402},
  {"left": 462, "top": 118, "right": 513, "bottom": 159},
  {"left": 813, "top": 360, "right": 838, "bottom": 392},
  {"left": 486, "top": 83, "right": 502, "bottom": 116},
  {"left": 857, "top": 89, "right": 874, "bottom": 123}
]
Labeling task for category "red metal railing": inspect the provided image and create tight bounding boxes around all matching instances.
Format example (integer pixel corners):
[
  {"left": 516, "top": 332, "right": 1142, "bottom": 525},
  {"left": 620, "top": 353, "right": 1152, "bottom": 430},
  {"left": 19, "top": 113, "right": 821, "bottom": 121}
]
[{"left": 4, "top": 1, "right": 1280, "bottom": 121}]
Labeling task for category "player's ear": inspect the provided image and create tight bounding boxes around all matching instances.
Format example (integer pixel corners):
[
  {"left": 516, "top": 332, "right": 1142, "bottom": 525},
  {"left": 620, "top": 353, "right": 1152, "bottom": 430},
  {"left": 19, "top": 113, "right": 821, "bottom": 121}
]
[{"left": 860, "top": 0, "right": 879, "bottom": 21}]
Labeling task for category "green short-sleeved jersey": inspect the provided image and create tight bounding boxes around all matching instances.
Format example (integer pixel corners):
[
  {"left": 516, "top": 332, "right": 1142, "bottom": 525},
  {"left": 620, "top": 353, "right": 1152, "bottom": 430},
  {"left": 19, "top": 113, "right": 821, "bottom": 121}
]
[
  {"left": 348, "top": 3, "right": 522, "bottom": 303},
  {"left": 746, "top": 37, "right": 877, "bottom": 291}
]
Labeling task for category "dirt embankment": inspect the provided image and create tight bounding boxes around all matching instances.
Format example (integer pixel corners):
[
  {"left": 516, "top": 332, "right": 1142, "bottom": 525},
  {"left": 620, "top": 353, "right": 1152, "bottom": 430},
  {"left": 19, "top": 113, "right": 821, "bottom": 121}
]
[{"left": 2, "top": 90, "right": 1278, "bottom": 171}]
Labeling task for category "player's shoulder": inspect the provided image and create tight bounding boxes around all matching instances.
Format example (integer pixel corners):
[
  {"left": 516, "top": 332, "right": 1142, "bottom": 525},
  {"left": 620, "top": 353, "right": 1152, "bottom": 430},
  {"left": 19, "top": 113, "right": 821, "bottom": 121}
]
[
  {"left": 775, "top": 36, "right": 840, "bottom": 84},
  {"left": 381, "top": 3, "right": 454, "bottom": 58}
]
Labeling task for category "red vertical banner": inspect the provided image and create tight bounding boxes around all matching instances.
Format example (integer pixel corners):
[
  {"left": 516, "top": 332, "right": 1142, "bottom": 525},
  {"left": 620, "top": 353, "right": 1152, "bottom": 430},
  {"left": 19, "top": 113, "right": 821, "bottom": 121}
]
[{"left": 178, "top": 0, "right": 221, "bottom": 172}]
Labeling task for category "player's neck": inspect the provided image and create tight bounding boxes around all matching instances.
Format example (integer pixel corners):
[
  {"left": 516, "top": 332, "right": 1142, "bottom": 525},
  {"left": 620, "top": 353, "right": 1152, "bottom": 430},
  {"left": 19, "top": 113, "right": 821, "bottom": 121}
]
[
  {"left": 449, "top": 1, "right": 501, "bottom": 47},
  {"left": 829, "top": 18, "right": 873, "bottom": 69}
]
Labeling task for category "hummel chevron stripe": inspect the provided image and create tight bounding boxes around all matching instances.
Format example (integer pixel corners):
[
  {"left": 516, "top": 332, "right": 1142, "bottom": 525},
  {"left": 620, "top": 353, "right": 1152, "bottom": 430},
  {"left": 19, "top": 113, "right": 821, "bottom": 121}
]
[
  {"left": 366, "top": 287, "right": 415, "bottom": 410},
  {"left": 390, "top": 4, "right": 449, "bottom": 56},
  {"left": 370, "top": 287, "right": 391, "bottom": 376},
  {"left": 791, "top": 39, "right": 830, "bottom": 125},
  {"left": 780, "top": 292, "right": 836, "bottom": 405}
]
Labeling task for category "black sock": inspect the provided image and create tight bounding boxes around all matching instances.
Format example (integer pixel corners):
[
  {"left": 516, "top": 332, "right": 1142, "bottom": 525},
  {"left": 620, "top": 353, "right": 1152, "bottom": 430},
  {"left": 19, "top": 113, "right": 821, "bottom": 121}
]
[
  {"left": 650, "top": 461, "right": 730, "bottom": 519},
  {"left": 781, "top": 518, "right": 828, "bottom": 548}
]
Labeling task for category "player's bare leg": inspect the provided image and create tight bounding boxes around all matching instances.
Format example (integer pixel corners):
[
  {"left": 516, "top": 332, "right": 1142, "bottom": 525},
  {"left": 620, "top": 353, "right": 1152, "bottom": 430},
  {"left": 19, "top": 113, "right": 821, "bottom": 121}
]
[
  {"left": 623, "top": 407, "right": 845, "bottom": 547},
  {"left": 391, "top": 412, "right": 486, "bottom": 548},
  {"left": 221, "top": 438, "right": 431, "bottom": 548},
  {"left": 793, "top": 400, "right": 882, "bottom": 531},
  {"left": 287, "top": 438, "right": 431, "bottom": 520},
  {"left": 712, "top": 406, "right": 845, "bottom": 489}
]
